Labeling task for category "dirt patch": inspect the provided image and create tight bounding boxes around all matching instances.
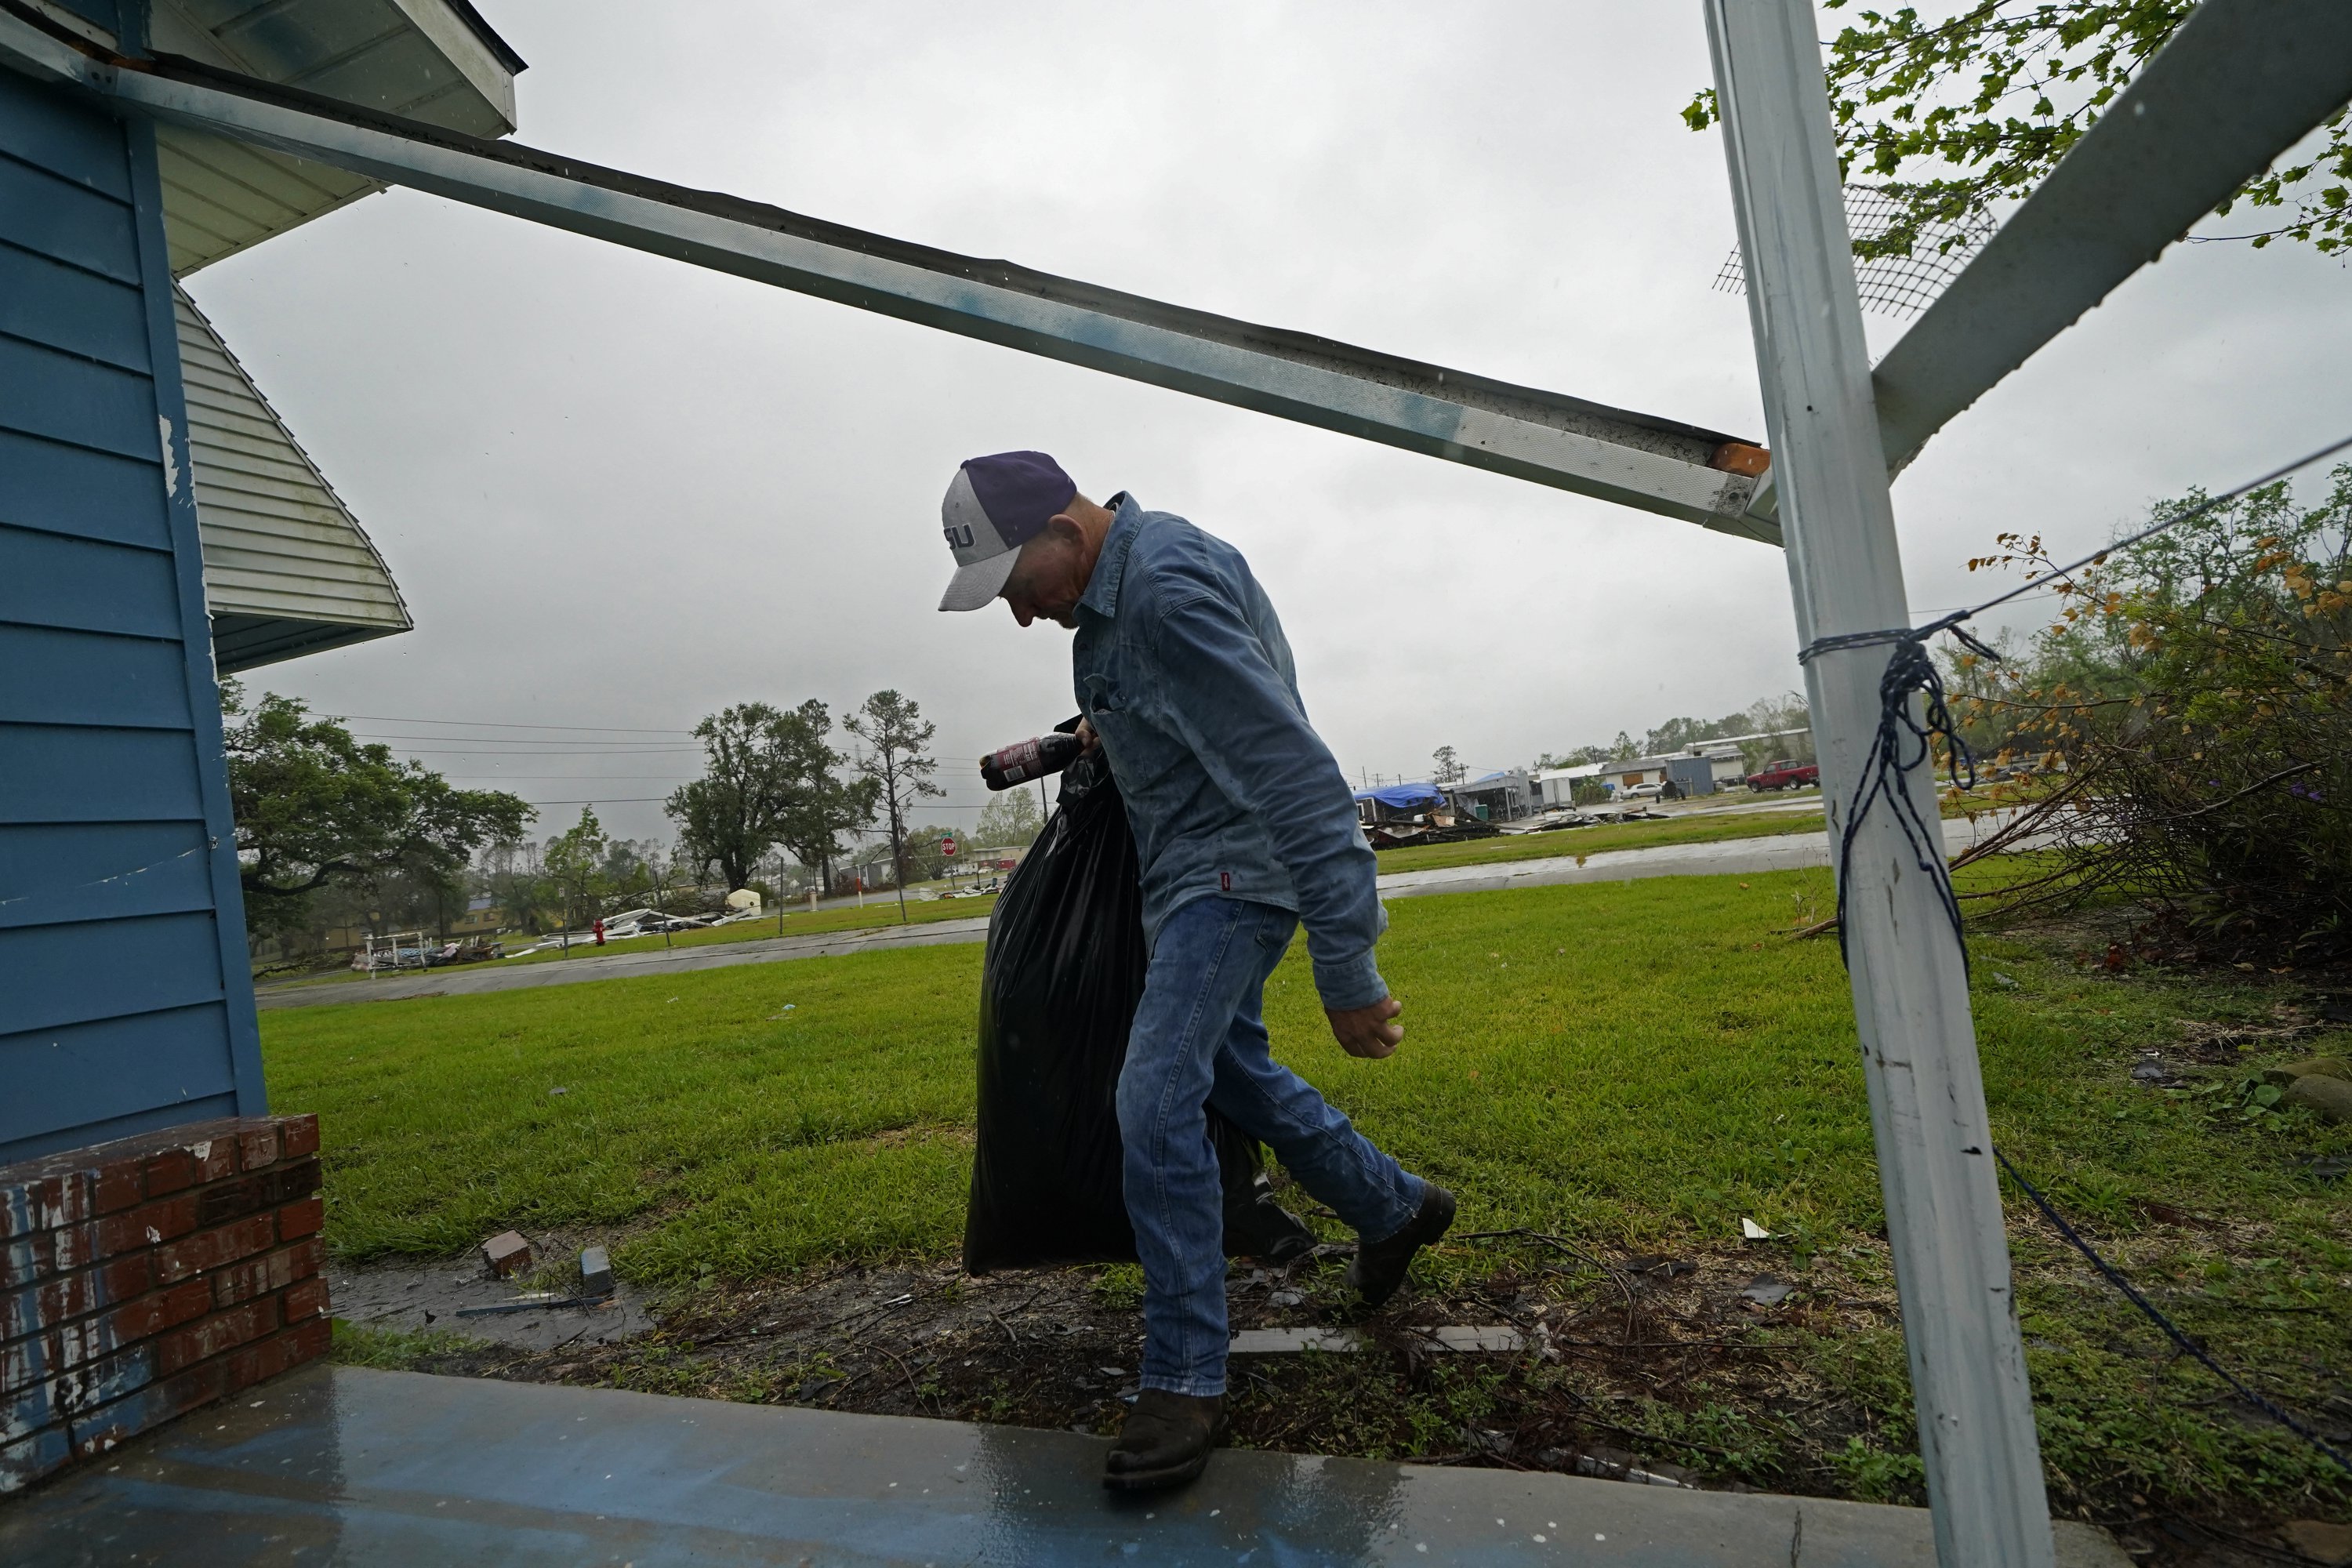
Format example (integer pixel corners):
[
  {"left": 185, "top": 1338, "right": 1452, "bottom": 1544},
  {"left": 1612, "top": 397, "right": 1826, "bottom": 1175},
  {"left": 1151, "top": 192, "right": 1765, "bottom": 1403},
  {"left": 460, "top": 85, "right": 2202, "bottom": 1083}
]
[
  {"left": 328, "top": 1224, "right": 666, "bottom": 1351},
  {"left": 365, "top": 1232, "right": 1889, "bottom": 1479}
]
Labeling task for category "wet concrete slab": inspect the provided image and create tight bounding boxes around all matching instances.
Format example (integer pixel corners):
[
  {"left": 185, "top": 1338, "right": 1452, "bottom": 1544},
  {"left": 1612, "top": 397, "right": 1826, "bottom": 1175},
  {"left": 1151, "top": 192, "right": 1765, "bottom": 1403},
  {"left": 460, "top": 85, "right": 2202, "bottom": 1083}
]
[{"left": 0, "top": 1364, "right": 2125, "bottom": 1566}]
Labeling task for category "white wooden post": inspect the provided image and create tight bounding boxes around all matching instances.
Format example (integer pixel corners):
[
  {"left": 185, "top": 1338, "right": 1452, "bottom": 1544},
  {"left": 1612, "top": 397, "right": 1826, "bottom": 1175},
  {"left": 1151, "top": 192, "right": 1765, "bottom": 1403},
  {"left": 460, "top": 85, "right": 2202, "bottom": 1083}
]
[{"left": 1702, "top": 4, "right": 2053, "bottom": 1563}]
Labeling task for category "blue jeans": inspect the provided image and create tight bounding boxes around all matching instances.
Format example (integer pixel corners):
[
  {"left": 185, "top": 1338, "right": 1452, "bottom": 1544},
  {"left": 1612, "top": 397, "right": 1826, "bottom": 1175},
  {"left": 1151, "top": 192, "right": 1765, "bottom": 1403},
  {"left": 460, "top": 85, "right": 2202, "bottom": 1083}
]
[{"left": 1118, "top": 896, "right": 1425, "bottom": 1397}]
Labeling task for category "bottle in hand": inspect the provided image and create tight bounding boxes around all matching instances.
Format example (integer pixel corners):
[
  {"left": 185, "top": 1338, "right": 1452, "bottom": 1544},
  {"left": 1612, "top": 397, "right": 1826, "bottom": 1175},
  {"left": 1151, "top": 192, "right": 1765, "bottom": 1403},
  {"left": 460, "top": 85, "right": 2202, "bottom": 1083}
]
[{"left": 982, "top": 731, "right": 1083, "bottom": 791}]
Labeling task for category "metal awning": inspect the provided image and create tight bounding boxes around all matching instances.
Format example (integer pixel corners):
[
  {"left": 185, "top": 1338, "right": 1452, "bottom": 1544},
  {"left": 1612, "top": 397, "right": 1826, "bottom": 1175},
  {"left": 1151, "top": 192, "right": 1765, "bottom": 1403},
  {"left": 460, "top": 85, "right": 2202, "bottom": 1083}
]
[
  {"left": 175, "top": 286, "right": 412, "bottom": 671},
  {"left": 147, "top": 0, "right": 522, "bottom": 275}
]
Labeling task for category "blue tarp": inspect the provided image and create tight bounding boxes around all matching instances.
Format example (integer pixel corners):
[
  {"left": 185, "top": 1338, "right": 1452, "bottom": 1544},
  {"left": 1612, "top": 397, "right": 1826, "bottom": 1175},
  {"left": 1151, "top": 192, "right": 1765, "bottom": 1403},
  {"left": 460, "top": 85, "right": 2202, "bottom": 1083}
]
[{"left": 1353, "top": 782, "right": 1446, "bottom": 809}]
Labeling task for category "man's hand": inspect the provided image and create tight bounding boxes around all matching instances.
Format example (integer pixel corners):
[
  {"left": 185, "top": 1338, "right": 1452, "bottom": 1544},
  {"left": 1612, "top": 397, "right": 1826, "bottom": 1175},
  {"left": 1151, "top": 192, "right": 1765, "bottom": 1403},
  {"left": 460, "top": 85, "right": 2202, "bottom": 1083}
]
[
  {"left": 1327, "top": 996, "right": 1403, "bottom": 1059},
  {"left": 1076, "top": 717, "right": 1100, "bottom": 753}
]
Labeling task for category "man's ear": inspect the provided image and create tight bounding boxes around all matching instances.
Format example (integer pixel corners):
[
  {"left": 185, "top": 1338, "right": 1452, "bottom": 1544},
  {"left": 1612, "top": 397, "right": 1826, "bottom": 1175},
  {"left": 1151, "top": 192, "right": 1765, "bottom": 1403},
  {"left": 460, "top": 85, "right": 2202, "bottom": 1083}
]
[{"left": 1044, "top": 512, "right": 1086, "bottom": 544}]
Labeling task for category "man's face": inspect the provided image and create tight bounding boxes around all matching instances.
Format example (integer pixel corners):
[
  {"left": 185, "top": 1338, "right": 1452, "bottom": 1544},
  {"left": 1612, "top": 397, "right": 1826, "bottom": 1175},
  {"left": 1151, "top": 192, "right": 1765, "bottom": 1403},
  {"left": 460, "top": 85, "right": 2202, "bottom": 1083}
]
[{"left": 999, "top": 519, "right": 1090, "bottom": 628}]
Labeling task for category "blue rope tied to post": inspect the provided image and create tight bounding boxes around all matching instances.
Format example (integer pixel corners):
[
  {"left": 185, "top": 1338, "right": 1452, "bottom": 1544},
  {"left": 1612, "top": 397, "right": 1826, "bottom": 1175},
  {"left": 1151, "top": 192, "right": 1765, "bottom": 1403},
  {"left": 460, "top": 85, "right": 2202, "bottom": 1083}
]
[{"left": 1797, "top": 612, "right": 1998, "bottom": 972}]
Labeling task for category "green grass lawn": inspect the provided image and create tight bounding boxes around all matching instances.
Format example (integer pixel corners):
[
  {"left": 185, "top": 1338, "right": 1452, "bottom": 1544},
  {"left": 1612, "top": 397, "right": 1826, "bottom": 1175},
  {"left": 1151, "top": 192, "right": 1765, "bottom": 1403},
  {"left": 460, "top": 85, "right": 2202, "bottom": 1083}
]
[{"left": 267, "top": 867, "right": 2351, "bottom": 1515}]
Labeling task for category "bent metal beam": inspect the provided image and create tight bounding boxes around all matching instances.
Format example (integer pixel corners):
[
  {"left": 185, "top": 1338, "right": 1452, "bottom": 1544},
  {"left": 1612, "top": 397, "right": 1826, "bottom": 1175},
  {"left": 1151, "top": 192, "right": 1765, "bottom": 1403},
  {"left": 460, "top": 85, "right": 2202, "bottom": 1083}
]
[
  {"left": 1868, "top": 0, "right": 2352, "bottom": 475},
  {"left": 0, "top": 7, "right": 1779, "bottom": 544}
]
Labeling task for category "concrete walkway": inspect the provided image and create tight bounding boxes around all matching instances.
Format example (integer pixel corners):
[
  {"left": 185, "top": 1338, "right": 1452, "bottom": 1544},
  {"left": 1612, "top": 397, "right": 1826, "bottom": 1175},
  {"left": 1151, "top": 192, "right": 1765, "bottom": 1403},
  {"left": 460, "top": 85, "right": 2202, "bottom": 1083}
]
[
  {"left": 257, "top": 815, "right": 2022, "bottom": 1011},
  {"left": 0, "top": 1364, "right": 2124, "bottom": 1566}
]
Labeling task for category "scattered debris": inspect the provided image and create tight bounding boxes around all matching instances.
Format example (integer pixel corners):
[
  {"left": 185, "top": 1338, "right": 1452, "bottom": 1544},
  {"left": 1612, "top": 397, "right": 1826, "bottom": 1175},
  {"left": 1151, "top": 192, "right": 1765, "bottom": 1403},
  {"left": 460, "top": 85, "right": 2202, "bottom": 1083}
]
[
  {"left": 1737, "top": 1276, "right": 1793, "bottom": 1307},
  {"left": 455, "top": 1291, "right": 594, "bottom": 1318},
  {"left": 2281, "top": 1074, "right": 2352, "bottom": 1123},
  {"left": 1229, "top": 1327, "right": 1364, "bottom": 1354},
  {"left": 1414, "top": 1326, "right": 1526, "bottom": 1353},
  {"left": 579, "top": 1247, "right": 615, "bottom": 1300},
  {"left": 548, "top": 1086, "right": 569, "bottom": 1097},
  {"left": 481, "top": 1231, "right": 532, "bottom": 1278},
  {"left": 1991, "top": 972, "right": 2020, "bottom": 989},
  {"left": 2281, "top": 1519, "right": 2352, "bottom": 1567},
  {"left": 1227, "top": 1325, "right": 1526, "bottom": 1356},
  {"left": 2263, "top": 1055, "right": 2351, "bottom": 1088},
  {"left": 1570, "top": 1450, "right": 1693, "bottom": 1489},
  {"left": 2291, "top": 1154, "right": 2350, "bottom": 1183},
  {"left": 2129, "top": 1056, "right": 2176, "bottom": 1087},
  {"left": 1739, "top": 1218, "right": 1772, "bottom": 1241}
]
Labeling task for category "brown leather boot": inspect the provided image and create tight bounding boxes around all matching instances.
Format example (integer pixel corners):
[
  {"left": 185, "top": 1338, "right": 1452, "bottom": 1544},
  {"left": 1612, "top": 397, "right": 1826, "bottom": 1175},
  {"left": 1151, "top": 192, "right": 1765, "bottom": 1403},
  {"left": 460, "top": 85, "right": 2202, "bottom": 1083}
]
[{"left": 1102, "top": 1389, "right": 1228, "bottom": 1491}]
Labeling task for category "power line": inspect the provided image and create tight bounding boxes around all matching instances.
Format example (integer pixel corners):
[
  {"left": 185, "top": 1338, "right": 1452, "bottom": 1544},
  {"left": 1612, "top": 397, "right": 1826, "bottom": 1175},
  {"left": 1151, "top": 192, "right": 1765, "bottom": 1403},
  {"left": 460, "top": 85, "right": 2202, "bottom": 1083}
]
[
  {"left": 328, "top": 714, "right": 695, "bottom": 734},
  {"left": 350, "top": 733, "right": 702, "bottom": 747}
]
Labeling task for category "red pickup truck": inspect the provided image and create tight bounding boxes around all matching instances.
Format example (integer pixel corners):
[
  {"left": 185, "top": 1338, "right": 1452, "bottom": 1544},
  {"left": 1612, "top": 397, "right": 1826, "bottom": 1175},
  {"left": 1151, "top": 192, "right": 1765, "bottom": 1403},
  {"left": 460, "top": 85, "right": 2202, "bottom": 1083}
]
[{"left": 1746, "top": 759, "right": 1820, "bottom": 791}]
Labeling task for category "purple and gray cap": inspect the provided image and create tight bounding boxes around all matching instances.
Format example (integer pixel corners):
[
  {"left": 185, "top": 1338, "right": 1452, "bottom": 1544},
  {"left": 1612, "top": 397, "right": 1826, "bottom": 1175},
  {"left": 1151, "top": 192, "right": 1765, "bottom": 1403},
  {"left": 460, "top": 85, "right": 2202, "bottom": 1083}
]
[{"left": 937, "top": 450, "right": 1077, "bottom": 612}]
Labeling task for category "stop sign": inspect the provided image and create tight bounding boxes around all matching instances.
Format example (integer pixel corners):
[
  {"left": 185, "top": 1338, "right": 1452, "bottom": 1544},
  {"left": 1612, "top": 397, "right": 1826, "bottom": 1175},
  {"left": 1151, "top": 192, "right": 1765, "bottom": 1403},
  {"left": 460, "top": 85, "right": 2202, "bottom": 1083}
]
[{"left": 941, "top": 837, "right": 957, "bottom": 856}]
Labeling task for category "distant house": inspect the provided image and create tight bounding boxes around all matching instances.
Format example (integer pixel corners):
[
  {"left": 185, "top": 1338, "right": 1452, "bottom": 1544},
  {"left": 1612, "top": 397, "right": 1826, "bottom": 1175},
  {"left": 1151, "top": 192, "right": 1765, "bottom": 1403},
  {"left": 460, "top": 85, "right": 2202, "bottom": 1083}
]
[
  {"left": 1354, "top": 782, "right": 1449, "bottom": 828},
  {"left": 1444, "top": 770, "right": 1535, "bottom": 822},
  {"left": 1534, "top": 764, "right": 1604, "bottom": 808},
  {"left": 1595, "top": 749, "right": 1748, "bottom": 798},
  {"left": 451, "top": 897, "right": 504, "bottom": 936}
]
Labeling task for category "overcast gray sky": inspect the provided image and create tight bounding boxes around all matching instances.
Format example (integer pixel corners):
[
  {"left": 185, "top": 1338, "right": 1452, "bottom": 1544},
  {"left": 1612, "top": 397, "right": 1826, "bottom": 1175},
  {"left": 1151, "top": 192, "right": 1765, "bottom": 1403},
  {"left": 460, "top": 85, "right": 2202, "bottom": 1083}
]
[{"left": 187, "top": 2, "right": 2352, "bottom": 847}]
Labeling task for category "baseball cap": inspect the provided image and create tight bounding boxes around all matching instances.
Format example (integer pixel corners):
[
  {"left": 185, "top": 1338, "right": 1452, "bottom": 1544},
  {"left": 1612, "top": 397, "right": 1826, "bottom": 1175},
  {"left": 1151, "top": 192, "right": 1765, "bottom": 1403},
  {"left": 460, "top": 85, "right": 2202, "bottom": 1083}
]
[{"left": 938, "top": 451, "right": 1078, "bottom": 612}]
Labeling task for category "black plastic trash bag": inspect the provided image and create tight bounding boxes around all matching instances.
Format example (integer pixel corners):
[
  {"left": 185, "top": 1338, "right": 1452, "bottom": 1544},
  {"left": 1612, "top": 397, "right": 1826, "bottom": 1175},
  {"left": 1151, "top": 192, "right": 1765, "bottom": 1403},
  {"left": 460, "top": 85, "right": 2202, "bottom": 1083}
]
[{"left": 964, "top": 750, "right": 1313, "bottom": 1273}]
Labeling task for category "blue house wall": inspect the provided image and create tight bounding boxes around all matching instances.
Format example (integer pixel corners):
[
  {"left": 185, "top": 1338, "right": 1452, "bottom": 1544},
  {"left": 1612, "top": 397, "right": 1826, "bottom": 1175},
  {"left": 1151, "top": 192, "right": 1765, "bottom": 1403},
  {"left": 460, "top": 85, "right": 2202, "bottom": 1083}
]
[{"left": 0, "top": 67, "right": 266, "bottom": 1163}]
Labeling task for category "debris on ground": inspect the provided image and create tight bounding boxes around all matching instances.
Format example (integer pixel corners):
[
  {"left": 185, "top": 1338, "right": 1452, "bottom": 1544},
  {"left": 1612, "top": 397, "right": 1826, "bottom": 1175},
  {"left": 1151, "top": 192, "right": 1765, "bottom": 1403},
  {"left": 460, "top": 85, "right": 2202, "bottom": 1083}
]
[
  {"left": 456, "top": 1291, "right": 597, "bottom": 1317},
  {"left": 2281, "top": 1519, "right": 2352, "bottom": 1566},
  {"left": 481, "top": 1230, "right": 532, "bottom": 1277},
  {"left": 580, "top": 1246, "right": 615, "bottom": 1299},
  {"left": 2281, "top": 1075, "right": 2352, "bottom": 1123},
  {"left": 1739, "top": 1218, "right": 1772, "bottom": 1240},
  {"left": 1227, "top": 1325, "right": 1525, "bottom": 1355}
]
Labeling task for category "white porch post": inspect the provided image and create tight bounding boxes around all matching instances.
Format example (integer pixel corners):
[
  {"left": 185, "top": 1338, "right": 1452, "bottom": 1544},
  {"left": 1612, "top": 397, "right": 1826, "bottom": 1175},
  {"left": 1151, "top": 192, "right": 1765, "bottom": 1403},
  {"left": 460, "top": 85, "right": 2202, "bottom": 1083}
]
[{"left": 1702, "top": 4, "right": 2053, "bottom": 1563}]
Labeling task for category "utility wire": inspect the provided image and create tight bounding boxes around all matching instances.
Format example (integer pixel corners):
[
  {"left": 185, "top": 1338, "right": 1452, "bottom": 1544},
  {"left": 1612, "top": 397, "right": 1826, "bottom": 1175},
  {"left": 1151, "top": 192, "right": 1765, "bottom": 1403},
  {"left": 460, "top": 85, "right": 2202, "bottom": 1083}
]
[
  {"left": 1997, "top": 1151, "right": 2352, "bottom": 1479},
  {"left": 328, "top": 714, "right": 695, "bottom": 733}
]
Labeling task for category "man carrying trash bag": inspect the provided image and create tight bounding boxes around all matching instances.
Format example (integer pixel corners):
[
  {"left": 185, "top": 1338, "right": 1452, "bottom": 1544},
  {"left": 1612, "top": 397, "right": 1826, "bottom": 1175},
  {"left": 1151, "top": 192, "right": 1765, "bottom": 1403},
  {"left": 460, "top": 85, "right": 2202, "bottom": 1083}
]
[{"left": 938, "top": 450, "right": 1457, "bottom": 1492}]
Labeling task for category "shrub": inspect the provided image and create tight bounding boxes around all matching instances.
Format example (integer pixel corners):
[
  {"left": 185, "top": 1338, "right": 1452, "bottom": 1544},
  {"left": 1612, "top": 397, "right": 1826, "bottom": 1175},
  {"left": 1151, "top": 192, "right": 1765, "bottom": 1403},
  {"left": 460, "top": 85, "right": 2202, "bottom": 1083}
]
[{"left": 1947, "top": 468, "right": 2352, "bottom": 963}]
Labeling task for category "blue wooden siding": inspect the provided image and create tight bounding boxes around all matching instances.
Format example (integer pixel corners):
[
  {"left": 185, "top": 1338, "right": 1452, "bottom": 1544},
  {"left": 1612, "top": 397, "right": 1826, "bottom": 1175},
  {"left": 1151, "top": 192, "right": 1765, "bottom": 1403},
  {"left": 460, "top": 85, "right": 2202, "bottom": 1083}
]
[{"left": 0, "top": 69, "right": 264, "bottom": 1163}]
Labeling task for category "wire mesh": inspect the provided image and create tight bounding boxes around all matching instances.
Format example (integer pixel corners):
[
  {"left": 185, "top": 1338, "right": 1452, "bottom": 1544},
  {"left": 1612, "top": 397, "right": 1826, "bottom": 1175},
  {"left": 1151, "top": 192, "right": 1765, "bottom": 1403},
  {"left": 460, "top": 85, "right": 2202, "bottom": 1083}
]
[{"left": 1715, "top": 185, "right": 1994, "bottom": 318}]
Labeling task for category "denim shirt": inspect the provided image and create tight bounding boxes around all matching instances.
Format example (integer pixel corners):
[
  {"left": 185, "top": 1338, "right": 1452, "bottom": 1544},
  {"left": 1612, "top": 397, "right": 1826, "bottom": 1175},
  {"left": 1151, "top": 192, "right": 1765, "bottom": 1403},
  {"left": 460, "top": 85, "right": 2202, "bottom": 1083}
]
[{"left": 1073, "top": 495, "right": 1388, "bottom": 1011}]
